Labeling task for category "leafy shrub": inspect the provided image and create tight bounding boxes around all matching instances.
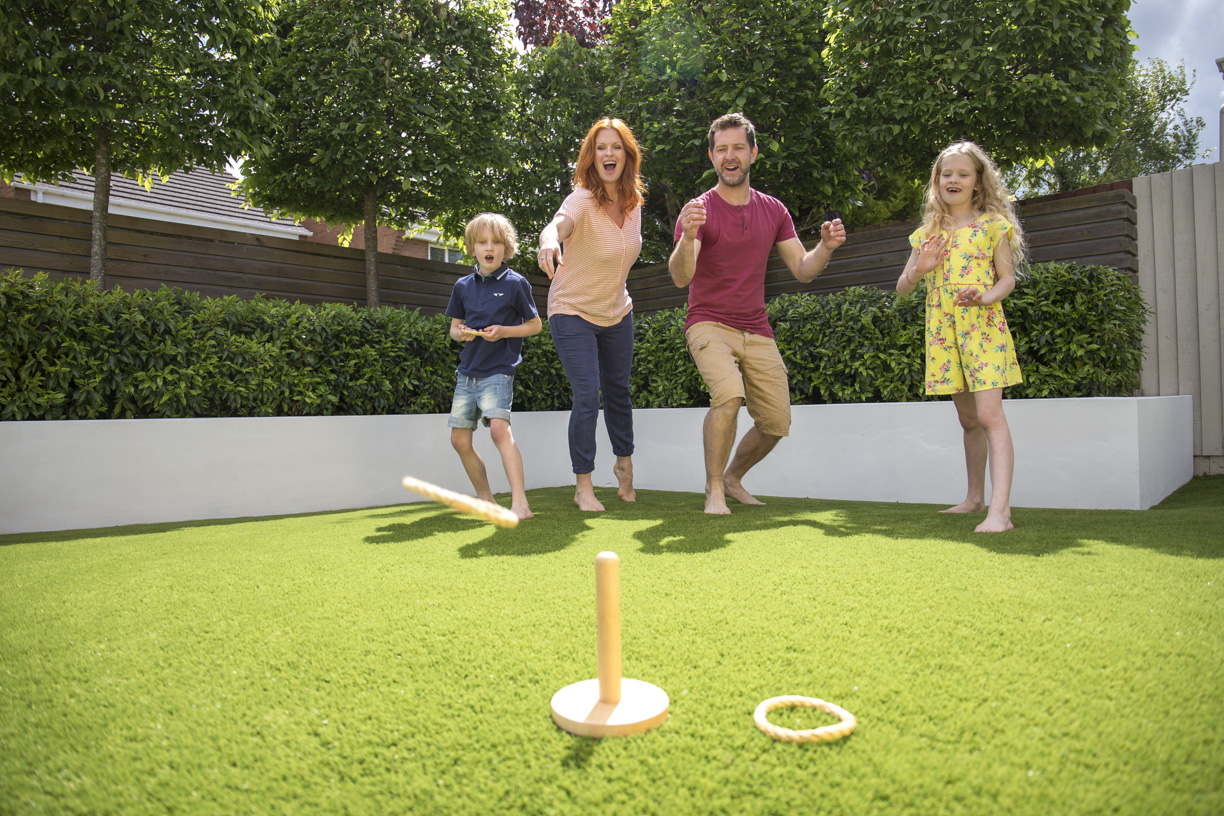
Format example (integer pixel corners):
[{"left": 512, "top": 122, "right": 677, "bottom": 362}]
[
  {"left": 1006, "top": 262, "right": 1148, "bottom": 398},
  {"left": 0, "top": 262, "right": 1147, "bottom": 420}
]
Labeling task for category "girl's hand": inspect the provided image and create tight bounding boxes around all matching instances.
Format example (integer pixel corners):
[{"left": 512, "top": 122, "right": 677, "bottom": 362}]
[
  {"left": 915, "top": 233, "right": 947, "bottom": 276},
  {"left": 955, "top": 287, "right": 991, "bottom": 308}
]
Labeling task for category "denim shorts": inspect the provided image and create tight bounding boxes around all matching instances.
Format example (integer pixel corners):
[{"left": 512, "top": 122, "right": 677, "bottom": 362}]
[{"left": 447, "top": 373, "right": 514, "bottom": 429}]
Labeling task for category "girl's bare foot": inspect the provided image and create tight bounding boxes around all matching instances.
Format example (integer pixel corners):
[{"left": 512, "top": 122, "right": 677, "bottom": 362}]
[
  {"left": 614, "top": 458, "right": 636, "bottom": 502},
  {"left": 975, "top": 510, "right": 1013, "bottom": 532},
  {"left": 941, "top": 500, "right": 986, "bottom": 514},
  {"left": 511, "top": 503, "right": 534, "bottom": 520}
]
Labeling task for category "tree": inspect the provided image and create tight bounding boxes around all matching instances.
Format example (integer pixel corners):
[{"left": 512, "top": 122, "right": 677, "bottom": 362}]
[
  {"left": 822, "top": 0, "right": 1133, "bottom": 177},
  {"left": 603, "top": 0, "right": 865, "bottom": 260},
  {"left": 0, "top": 0, "right": 274, "bottom": 284},
  {"left": 498, "top": 34, "right": 614, "bottom": 250},
  {"left": 238, "top": 0, "right": 515, "bottom": 308},
  {"left": 513, "top": 0, "right": 613, "bottom": 48},
  {"left": 1007, "top": 58, "right": 1209, "bottom": 196}
]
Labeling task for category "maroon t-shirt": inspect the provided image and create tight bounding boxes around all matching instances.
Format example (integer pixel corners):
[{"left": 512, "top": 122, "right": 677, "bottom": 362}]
[{"left": 674, "top": 188, "right": 797, "bottom": 338}]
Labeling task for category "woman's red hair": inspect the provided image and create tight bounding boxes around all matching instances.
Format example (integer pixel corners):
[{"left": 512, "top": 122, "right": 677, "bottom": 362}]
[{"left": 573, "top": 118, "right": 645, "bottom": 215}]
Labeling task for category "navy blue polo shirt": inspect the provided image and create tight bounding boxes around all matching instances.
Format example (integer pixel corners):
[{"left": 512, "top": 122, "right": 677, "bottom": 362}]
[{"left": 445, "top": 264, "right": 539, "bottom": 378}]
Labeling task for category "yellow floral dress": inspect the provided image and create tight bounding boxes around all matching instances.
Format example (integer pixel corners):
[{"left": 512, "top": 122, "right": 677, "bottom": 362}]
[{"left": 909, "top": 214, "right": 1023, "bottom": 395}]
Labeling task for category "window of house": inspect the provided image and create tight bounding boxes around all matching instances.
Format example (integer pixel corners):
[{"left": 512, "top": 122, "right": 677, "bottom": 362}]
[{"left": 429, "top": 245, "right": 467, "bottom": 264}]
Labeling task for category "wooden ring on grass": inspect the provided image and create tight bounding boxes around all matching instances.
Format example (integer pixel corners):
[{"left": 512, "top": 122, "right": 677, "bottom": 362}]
[{"left": 753, "top": 695, "right": 856, "bottom": 743}]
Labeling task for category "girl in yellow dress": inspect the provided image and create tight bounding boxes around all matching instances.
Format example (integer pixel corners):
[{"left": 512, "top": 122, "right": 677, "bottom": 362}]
[{"left": 896, "top": 142, "right": 1026, "bottom": 533}]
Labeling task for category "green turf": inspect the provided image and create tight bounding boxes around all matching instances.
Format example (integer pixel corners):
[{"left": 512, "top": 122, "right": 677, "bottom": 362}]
[{"left": 3, "top": 478, "right": 1222, "bottom": 815}]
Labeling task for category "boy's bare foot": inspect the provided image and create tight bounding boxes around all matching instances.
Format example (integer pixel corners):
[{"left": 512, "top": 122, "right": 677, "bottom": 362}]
[
  {"left": 974, "top": 511, "right": 1013, "bottom": 533},
  {"left": 941, "top": 500, "right": 986, "bottom": 514},
  {"left": 723, "top": 475, "right": 764, "bottom": 506},
  {"left": 574, "top": 489, "right": 605, "bottom": 512},
  {"left": 614, "top": 459, "right": 636, "bottom": 502},
  {"left": 476, "top": 491, "right": 497, "bottom": 505},
  {"left": 511, "top": 503, "right": 534, "bottom": 520}
]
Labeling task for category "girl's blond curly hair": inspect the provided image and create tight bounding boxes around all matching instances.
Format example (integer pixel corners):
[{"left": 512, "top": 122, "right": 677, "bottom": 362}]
[{"left": 919, "top": 141, "right": 1026, "bottom": 272}]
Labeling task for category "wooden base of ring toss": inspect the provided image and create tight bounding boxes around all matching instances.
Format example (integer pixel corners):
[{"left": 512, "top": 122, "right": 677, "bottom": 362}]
[
  {"left": 551, "top": 552, "right": 669, "bottom": 737},
  {"left": 402, "top": 476, "right": 519, "bottom": 529},
  {"left": 754, "top": 695, "right": 857, "bottom": 743}
]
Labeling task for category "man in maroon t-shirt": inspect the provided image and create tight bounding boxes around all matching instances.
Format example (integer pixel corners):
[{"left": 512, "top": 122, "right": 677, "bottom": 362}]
[{"left": 669, "top": 113, "right": 847, "bottom": 514}]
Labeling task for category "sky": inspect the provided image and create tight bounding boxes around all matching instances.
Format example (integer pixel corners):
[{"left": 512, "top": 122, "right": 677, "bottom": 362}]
[{"left": 1128, "top": 0, "right": 1223, "bottom": 164}]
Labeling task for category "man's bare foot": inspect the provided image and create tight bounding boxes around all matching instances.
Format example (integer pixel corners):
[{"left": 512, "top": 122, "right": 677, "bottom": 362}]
[
  {"left": 704, "top": 485, "right": 731, "bottom": 515},
  {"left": 723, "top": 475, "right": 764, "bottom": 506},
  {"left": 574, "top": 489, "right": 605, "bottom": 512},
  {"left": 974, "top": 511, "right": 1013, "bottom": 533},
  {"left": 941, "top": 500, "right": 986, "bottom": 514},
  {"left": 614, "top": 459, "right": 636, "bottom": 502},
  {"left": 511, "top": 503, "right": 534, "bottom": 520}
]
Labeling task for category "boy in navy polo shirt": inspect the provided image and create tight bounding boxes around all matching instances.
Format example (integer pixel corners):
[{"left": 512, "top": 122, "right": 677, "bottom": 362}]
[{"left": 445, "top": 213, "right": 542, "bottom": 520}]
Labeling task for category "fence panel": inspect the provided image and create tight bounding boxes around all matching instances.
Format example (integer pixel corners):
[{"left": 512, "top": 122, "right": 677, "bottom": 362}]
[
  {"left": 1133, "top": 163, "right": 1224, "bottom": 474},
  {"left": 625, "top": 188, "right": 1138, "bottom": 314}
]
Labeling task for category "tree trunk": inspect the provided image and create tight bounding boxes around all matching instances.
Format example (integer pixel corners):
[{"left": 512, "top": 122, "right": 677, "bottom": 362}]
[
  {"left": 364, "top": 184, "right": 380, "bottom": 309},
  {"left": 90, "top": 127, "right": 111, "bottom": 285}
]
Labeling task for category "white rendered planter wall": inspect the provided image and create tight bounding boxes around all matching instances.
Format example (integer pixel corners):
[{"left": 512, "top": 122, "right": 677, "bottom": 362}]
[{"left": 0, "top": 396, "right": 1193, "bottom": 535}]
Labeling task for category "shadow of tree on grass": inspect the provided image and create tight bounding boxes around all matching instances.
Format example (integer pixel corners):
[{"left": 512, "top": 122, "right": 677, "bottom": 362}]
[{"left": 372, "top": 476, "right": 1224, "bottom": 561}]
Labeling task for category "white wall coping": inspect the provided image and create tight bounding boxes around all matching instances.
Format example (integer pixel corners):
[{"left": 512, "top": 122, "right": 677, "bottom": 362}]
[{"left": 0, "top": 397, "right": 1194, "bottom": 535}]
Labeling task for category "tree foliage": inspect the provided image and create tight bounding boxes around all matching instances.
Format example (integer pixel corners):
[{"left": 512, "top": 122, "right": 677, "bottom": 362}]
[
  {"left": 237, "top": 0, "right": 515, "bottom": 307},
  {"left": 822, "top": 0, "right": 1133, "bottom": 177},
  {"left": 0, "top": 0, "right": 275, "bottom": 282},
  {"left": 562, "top": 0, "right": 862, "bottom": 261},
  {"left": 1007, "top": 58, "right": 1209, "bottom": 196},
  {"left": 499, "top": 34, "right": 613, "bottom": 249}
]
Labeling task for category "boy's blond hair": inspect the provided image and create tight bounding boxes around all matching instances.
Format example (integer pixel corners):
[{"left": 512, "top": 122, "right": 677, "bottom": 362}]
[
  {"left": 462, "top": 213, "right": 518, "bottom": 260},
  {"left": 919, "top": 141, "right": 1026, "bottom": 271}
]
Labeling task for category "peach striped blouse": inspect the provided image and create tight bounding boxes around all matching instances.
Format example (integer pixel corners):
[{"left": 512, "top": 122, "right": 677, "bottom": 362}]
[{"left": 547, "top": 188, "right": 642, "bottom": 326}]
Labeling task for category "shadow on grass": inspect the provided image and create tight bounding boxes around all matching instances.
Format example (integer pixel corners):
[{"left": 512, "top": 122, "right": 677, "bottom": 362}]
[
  {"left": 371, "top": 477, "right": 1224, "bottom": 561},
  {"left": 0, "top": 506, "right": 369, "bottom": 547},
  {"left": 8, "top": 477, "right": 1219, "bottom": 563}
]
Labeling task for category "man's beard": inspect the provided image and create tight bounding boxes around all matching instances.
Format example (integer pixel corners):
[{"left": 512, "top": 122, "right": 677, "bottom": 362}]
[{"left": 718, "top": 165, "right": 749, "bottom": 187}]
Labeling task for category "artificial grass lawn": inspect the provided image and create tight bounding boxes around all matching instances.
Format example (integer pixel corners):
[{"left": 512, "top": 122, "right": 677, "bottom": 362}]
[{"left": 2, "top": 478, "right": 1222, "bottom": 815}]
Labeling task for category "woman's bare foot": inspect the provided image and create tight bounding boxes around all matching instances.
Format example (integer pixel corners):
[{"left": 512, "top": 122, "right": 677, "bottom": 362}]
[
  {"left": 614, "top": 458, "right": 636, "bottom": 502},
  {"left": 974, "top": 510, "right": 1013, "bottom": 532},
  {"left": 941, "top": 499, "right": 986, "bottom": 514},
  {"left": 574, "top": 488, "right": 605, "bottom": 512},
  {"left": 723, "top": 475, "right": 764, "bottom": 506}
]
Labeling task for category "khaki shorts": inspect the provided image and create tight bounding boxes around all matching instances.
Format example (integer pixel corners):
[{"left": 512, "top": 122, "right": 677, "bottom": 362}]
[{"left": 685, "top": 321, "right": 791, "bottom": 437}]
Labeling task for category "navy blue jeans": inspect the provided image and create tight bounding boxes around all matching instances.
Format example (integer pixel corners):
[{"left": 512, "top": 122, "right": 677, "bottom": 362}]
[{"left": 549, "top": 312, "right": 635, "bottom": 475}]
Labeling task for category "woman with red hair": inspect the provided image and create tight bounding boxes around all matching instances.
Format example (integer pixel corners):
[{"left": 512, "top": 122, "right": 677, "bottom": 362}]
[{"left": 537, "top": 118, "right": 645, "bottom": 511}]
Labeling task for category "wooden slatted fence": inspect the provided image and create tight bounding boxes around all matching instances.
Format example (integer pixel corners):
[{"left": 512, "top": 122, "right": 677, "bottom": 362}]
[
  {"left": 625, "top": 187, "right": 1138, "bottom": 313},
  {"left": 0, "top": 196, "right": 552, "bottom": 314},
  {"left": 1133, "top": 164, "right": 1224, "bottom": 475}
]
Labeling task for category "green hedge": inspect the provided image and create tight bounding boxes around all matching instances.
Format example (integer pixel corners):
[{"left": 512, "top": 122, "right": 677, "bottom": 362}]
[{"left": 0, "top": 262, "right": 1146, "bottom": 421}]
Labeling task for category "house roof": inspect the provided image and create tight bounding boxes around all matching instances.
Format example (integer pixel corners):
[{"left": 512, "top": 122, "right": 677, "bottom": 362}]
[{"left": 14, "top": 168, "right": 310, "bottom": 239}]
